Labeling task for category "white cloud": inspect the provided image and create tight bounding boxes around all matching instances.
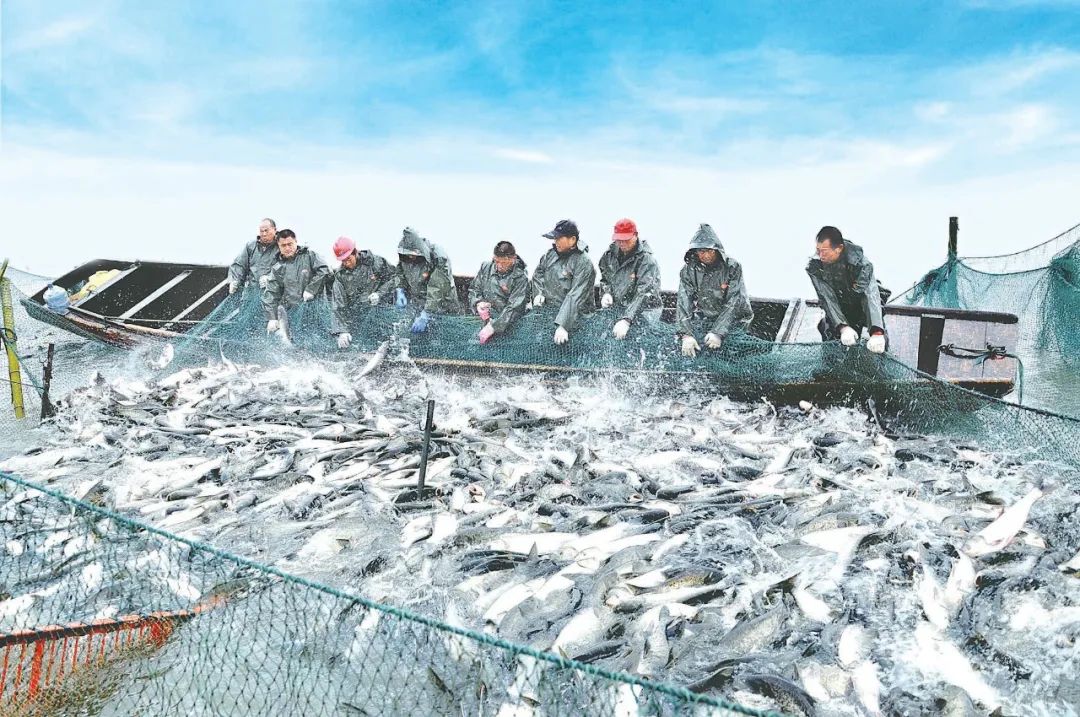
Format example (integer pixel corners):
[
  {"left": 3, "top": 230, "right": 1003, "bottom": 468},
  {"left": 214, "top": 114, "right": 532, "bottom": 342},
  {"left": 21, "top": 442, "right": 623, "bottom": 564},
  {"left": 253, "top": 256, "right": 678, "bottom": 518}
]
[
  {"left": 961, "top": 48, "right": 1080, "bottom": 96},
  {"left": 493, "top": 148, "right": 555, "bottom": 164},
  {"left": 916, "top": 102, "right": 952, "bottom": 122},
  {"left": 1001, "top": 104, "right": 1056, "bottom": 147},
  {"left": 649, "top": 94, "right": 768, "bottom": 117},
  {"left": 8, "top": 15, "right": 98, "bottom": 54},
  {"left": 2, "top": 140, "right": 1076, "bottom": 301}
]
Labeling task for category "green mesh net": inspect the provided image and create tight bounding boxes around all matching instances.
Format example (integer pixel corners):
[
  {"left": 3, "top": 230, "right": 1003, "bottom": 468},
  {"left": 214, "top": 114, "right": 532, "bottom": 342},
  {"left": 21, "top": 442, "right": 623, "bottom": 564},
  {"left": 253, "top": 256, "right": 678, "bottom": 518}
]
[
  {"left": 156, "top": 288, "right": 1080, "bottom": 471},
  {"left": 898, "top": 222, "right": 1080, "bottom": 417},
  {"left": 0, "top": 472, "right": 772, "bottom": 717},
  {"left": 4, "top": 253, "right": 1080, "bottom": 715}
]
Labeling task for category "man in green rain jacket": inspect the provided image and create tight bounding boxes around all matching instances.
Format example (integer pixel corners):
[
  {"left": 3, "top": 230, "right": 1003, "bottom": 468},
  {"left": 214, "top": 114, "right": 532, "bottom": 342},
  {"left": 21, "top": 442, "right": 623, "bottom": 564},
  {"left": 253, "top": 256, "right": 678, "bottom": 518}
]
[
  {"left": 598, "top": 217, "right": 662, "bottom": 339},
  {"left": 675, "top": 224, "right": 753, "bottom": 358},
  {"left": 806, "top": 226, "right": 890, "bottom": 354},
  {"left": 394, "top": 227, "right": 462, "bottom": 333},
  {"left": 469, "top": 241, "right": 531, "bottom": 344},
  {"left": 531, "top": 220, "right": 596, "bottom": 345}
]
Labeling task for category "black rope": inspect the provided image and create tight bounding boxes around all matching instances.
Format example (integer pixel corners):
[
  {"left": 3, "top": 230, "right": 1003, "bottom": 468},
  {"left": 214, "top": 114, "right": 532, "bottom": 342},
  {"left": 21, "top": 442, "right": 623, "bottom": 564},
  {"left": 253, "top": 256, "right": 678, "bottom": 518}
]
[{"left": 938, "top": 343, "right": 1025, "bottom": 405}]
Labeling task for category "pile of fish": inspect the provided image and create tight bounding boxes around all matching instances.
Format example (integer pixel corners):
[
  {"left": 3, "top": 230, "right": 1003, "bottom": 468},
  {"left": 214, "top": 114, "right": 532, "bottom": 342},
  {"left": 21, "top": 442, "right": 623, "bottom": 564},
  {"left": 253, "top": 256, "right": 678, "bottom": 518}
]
[{"left": 2, "top": 350, "right": 1079, "bottom": 716}]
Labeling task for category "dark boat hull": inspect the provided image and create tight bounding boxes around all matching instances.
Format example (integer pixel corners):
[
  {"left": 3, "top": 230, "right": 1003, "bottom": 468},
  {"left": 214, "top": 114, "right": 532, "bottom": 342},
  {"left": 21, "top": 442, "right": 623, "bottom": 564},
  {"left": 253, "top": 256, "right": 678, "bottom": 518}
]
[{"left": 21, "top": 259, "right": 1019, "bottom": 399}]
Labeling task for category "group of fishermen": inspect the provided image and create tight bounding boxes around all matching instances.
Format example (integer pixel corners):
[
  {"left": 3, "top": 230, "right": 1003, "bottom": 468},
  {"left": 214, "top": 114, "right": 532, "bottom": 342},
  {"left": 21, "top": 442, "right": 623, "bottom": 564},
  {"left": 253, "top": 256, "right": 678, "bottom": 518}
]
[{"left": 228, "top": 218, "right": 890, "bottom": 355}]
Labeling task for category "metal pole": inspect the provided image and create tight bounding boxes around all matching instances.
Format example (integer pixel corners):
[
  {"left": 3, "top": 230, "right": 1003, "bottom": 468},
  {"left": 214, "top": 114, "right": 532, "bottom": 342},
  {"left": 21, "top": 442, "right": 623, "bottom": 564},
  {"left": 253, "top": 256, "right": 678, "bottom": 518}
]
[
  {"left": 41, "top": 343, "right": 55, "bottom": 420},
  {"left": 0, "top": 259, "right": 25, "bottom": 420},
  {"left": 416, "top": 399, "right": 435, "bottom": 492},
  {"left": 948, "top": 216, "right": 959, "bottom": 262}
]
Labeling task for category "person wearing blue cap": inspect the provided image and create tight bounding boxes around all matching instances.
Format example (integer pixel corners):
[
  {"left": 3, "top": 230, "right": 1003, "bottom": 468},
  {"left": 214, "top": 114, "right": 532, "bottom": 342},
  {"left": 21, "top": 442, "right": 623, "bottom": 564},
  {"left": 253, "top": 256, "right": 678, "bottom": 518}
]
[{"left": 530, "top": 220, "right": 596, "bottom": 345}]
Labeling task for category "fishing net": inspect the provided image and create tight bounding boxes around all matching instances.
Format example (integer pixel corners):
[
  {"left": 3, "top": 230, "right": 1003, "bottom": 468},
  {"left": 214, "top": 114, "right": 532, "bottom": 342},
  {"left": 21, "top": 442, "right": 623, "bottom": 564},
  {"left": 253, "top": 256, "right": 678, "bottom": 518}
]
[
  {"left": 4, "top": 253, "right": 1080, "bottom": 715},
  {"left": 897, "top": 222, "right": 1080, "bottom": 417},
  {"left": 0, "top": 472, "right": 770, "bottom": 717},
  {"left": 154, "top": 288, "right": 1080, "bottom": 471},
  {"left": 5, "top": 271, "right": 1080, "bottom": 471}
]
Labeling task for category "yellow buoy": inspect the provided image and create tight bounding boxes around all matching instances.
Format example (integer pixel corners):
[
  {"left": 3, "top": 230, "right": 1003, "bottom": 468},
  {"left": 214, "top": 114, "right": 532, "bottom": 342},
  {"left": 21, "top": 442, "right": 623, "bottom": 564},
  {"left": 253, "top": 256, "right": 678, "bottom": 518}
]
[{"left": 0, "top": 259, "right": 26, "bottom": 419}]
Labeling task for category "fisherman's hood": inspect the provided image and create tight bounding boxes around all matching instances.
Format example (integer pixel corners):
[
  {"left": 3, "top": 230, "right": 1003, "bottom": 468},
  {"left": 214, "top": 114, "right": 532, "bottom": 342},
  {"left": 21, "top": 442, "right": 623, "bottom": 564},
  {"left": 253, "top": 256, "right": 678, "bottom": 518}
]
[
  {"left": 684, "top": 224, "right": 727, "bottom": 263},
  {"left": 397, "top": 228, "right": 433, "bottom": 263}
]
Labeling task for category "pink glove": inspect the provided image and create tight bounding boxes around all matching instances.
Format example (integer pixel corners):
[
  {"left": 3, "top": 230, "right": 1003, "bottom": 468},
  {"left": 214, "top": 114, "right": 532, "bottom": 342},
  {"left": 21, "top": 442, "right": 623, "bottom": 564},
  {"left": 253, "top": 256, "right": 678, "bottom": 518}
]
[
  {"left": 476, "top": 302, "right": 491, "bottom": 322},
  {"left": 478, "top": 323, "right": 495, "bottom": 344}
]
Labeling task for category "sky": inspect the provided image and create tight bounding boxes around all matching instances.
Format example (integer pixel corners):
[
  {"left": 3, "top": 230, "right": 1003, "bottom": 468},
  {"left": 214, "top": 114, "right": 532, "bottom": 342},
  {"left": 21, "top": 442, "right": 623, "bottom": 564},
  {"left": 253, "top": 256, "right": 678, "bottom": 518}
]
[{"left": 2, "top": 0, "right": 1079, "bottom": 297}]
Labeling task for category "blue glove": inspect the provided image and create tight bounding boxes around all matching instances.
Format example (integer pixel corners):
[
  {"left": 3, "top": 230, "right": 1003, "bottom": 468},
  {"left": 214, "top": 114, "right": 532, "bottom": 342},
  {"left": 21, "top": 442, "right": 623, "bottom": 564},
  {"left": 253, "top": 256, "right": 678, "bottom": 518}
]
[
  {"left": 395, "top": 288, "right": 408, "bottom": 308},
  {"left": 410, "top": 310, "right": 430, "bottom": 333}
]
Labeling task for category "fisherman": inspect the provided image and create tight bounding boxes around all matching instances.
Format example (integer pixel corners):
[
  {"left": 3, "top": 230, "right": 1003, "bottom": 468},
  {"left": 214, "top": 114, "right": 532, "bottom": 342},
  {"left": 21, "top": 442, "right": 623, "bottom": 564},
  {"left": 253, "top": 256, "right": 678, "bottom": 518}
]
[
  {"left": 806, "top": 226, "right": 889, "bottom": 354},
  {"left": 227, "top": 218, "right": 280, "bottom": 294},
  {"left": 328, "top": 236, "right": 396, "bottom": 349},
  {"left": 675, "top": 224, "right": 753, "bottom": 358},
  {"left": 468, "top": 241, "right": 531, "bottom": 345},
  {"left": 531, "top": 220, "right": 596, "bottom": 345},
  {"left": 263, "top": 229, "right": 331, "bottom": 334},
  {"left": 394, "top": 227, "right": 461, "bottom": 333},
  {"left": 598, "top": 218, "right": 662, "bottom": 340}
]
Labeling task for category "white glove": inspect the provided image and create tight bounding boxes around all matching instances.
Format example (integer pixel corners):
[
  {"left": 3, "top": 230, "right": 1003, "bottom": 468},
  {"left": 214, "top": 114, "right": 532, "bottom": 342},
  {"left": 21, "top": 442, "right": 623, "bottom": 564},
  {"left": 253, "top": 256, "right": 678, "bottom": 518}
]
[
  {"left": 867, "top": 334, "right": 886, "bottom": 354},
  {"left": 266, "top": 320, "right": 280, "bottom": 334},
  {"left": 840, "top": 326, "right": 858, "bottom": 346},
  {"left": 258, "top": 275, "right": 271, "bottom": 289},
  {"left": 228, "top": 281, "right": 239, "bottom": 295},
  {"left": 367, "top": 292, "right": 380, "bottom": 306},
  {"left": 553, "top": 326, "right": 569, "bottom": 345},
  {"left": 681, "top": 335, "right": 700, "bottom": 358},
  {"left": 601, "top": 293, "right": 614, "bottom": 309},
  {"left": 704, "top": 332, "right": 723, "bottom": 349},
  {"left": 302, "top": 291, "right": 315, "bottom": 302},
  {"left": 337, "top": 332, "right": 352, "bottom": 349},
  {"left": 533, "top": 294, "right": 546, "bottom": 308},
  {"left": 612, "top": 319, "right": 630, "bottom": 340}
]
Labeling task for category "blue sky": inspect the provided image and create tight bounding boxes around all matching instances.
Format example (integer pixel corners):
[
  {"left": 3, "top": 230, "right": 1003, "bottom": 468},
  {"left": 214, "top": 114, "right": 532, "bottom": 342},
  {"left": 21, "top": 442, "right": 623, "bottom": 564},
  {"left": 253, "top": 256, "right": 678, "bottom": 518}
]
[{"left": 2, "top": 1, "right": 1080, "bottom": 290}]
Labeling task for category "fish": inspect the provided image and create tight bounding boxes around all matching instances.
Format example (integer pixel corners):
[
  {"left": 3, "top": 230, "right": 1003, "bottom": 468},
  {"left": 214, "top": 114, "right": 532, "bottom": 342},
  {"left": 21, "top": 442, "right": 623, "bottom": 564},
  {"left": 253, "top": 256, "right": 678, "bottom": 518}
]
[
  {"left": 275, "top": 305, "right": 292, "bottom": 344},
  {"left": 2, "top": 353, "right": 1076, "bottom": 717},
  {"left": 356, "top": 341, "right": 389, "bottom": 379},
  {"left": 963, "top": 487, "right": 1043, "bottom": 558}
]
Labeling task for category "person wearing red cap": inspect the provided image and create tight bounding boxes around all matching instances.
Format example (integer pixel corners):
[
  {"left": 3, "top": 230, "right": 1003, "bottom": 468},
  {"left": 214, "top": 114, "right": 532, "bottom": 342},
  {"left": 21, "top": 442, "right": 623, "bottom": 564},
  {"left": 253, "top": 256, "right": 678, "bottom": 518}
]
[
  {"left": 468, "top": 241, "right": 531, "bottom": 344},
  {"left": 598, "top": 219, "right": 662, "bottom": 340},
  {"left": 675, "top": 224, "right": 753, "bottom": 357},
  {"left": 328, "top": 236, "right": 395, "bottom": 349},
  {"left": 531, "top": 220, "right": 596, "bottom": 345}
]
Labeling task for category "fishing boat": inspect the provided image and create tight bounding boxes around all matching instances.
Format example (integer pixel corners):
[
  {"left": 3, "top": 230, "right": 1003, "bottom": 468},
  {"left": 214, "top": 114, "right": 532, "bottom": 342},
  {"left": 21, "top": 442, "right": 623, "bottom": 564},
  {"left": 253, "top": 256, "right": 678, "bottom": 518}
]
[{"left": 20, "top": 259, "right": 1019, "bottom": 401}]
